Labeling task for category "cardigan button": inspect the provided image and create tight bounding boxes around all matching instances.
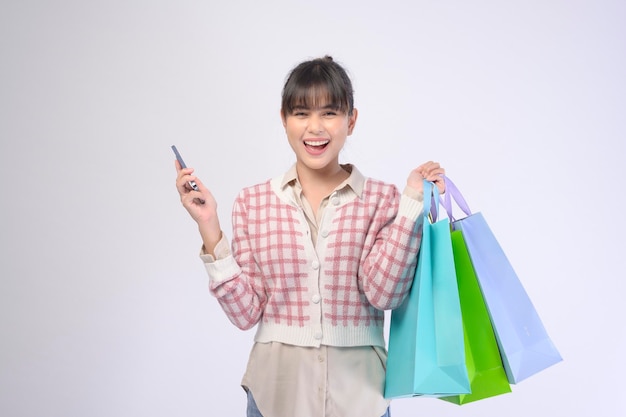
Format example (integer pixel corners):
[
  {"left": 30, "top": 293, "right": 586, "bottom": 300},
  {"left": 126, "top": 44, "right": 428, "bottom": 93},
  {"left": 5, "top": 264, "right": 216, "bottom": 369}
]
[
  {"left": 314, "top": 331, "right": 323, "bottom": 340},
  {"left": 312, "top": 260, "right": 320, "bottom": 270},
  {"left": 331, "top": 196, "right": 340, "bottom": 206},
  {"left": 320, "top": 229, "right": 329, "bottom": 238},
  {"left": 312, "top": 294, "right": 321, "bottom": 304}
]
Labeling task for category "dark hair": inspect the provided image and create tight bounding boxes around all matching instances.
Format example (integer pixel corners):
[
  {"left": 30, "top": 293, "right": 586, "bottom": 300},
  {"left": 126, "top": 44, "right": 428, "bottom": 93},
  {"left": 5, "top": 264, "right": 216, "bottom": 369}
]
[{"left": 281, "top": 56, "right": 354, "bottom": 117}]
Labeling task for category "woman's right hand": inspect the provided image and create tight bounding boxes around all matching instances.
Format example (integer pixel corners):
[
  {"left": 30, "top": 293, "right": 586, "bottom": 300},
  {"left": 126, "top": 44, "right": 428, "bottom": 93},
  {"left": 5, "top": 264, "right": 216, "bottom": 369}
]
[{"left": 175, "top": 160, "right": 222, "bottom": 252}]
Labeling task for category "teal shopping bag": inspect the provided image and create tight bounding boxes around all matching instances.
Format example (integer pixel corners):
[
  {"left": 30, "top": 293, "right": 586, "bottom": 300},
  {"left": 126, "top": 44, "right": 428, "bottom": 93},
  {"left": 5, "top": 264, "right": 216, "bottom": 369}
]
[{"left": 385, "top": 181, "right": 470, "bottom": 398}]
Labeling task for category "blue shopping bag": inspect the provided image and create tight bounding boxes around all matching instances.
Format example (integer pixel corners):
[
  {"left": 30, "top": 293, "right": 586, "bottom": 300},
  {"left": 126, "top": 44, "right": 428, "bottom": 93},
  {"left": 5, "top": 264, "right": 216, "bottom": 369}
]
[
  {"left": 441, "top": 176, "right": 562, "bottom": 384},
  {"left": 385, "top": 181, "right": 470, "bottom": 398}
]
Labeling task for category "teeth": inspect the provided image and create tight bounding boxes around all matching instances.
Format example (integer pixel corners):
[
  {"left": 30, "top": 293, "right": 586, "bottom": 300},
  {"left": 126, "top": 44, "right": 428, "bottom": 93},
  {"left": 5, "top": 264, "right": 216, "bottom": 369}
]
[{"left": 304, "top": 140, "right": 329, "bottom": 147}]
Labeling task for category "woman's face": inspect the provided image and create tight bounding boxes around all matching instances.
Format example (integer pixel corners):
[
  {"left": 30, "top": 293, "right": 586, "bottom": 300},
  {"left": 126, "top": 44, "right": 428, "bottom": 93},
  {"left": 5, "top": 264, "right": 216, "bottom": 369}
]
[{"left": 282, "top": 100, "right": 358, "bottom": 176}]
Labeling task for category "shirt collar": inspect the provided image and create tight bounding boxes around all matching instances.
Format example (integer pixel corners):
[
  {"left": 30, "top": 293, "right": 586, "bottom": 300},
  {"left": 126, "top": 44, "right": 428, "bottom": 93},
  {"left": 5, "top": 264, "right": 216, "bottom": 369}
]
[{"left": 280, "top": 163, "right": 365, "bottom": 198}]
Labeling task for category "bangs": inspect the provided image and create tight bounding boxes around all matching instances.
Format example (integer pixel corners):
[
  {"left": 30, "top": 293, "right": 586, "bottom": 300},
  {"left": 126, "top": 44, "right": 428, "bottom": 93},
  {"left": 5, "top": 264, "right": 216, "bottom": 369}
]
[{"left": 284, "top": 82, "right": 346, "bottom": 114}]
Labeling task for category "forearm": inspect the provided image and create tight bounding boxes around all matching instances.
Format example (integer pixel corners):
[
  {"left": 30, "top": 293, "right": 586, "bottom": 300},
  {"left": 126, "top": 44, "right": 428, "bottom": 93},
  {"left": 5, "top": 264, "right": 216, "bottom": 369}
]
[{"left": 197, "top": 216, "right": 222, "bottom": 257}]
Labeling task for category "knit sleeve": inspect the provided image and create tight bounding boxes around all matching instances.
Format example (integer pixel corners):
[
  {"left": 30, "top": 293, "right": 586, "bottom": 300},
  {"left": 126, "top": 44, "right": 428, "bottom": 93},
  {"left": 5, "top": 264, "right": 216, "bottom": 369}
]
[
  {"left": 359, "top": 184, "right": 424, "bottom": 310},
  {"left": 205, "top": 188, "right": 267, "bottom": 330}
]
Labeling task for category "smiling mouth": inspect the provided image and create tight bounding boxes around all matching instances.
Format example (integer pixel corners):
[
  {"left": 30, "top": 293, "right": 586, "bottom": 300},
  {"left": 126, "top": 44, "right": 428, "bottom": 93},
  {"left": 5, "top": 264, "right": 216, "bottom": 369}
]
[{"left": 304, "top": 140, "right": 330, "bottom": 150}]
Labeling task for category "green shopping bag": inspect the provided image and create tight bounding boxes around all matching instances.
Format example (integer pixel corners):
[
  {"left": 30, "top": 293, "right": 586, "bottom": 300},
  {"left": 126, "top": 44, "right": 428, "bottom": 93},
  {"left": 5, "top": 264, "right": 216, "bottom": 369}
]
[
  {"left": 385, "top": 181, "right": 470, "bottom": 398},
  {"left": 440, "top": 229, "right": 511, "bottom": 405}
]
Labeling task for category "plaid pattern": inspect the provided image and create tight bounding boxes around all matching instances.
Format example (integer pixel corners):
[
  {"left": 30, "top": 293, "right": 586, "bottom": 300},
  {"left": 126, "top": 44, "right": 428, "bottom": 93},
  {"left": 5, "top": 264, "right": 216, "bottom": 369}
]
[{"left": 209, "top": 175, "right": 422, "bottom": 346}]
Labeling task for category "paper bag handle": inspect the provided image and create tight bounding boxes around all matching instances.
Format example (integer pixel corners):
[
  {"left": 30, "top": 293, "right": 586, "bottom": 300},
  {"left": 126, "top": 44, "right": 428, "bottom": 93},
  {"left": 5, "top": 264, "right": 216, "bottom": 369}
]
[
  {"left": 440, "top": 175, "right": 472, "bottom": 222},
  {"left": 422, "top": 179, "right": 441, "bottom": 223}
]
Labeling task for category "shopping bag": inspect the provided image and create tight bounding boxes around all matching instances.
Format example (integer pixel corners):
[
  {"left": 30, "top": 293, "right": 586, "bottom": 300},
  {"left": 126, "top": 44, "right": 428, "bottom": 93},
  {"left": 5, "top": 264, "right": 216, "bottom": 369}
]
[
  {"left": 439, "top": 230, "right": 511, "bottom": 404},
  {"left": 441, "top": 176, "right": 562, "bottom": 384},
  {"left": 385, "top": 180, "right": 470, "bottom": 398}
]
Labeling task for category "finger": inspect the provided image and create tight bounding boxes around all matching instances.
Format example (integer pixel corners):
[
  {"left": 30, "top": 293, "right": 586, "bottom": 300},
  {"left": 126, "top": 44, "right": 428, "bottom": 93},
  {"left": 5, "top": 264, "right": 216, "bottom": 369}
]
[
  {"left": 191, "top": 175, "right": 206, "bottom": 191},
  {"left": 416, "top": 161, "right": 440, "bottom": 176},
  {"left": 175, "top": 159, "right": 194, "bottom": 176},
  {"left": 176, "top": 170, "right": 198, "bottom": 190},
  {"left": 427, "top": 168, "right": 445, "bottom": 179},
  {"left": 176, "top": 177, "right": 196, "bottom": 195},
  {"left": 415, "top": 161, "right": 432, "bottom": 172},
  {"left": 190, "top": 178, "right": 208, "bottom": 205},
  {"left": 174, "top": 160, "right": 196, "bottom": 176},
  {"left": 181, "top": 190, "right": 206, "bottom": 208},
  {"left": 423, "top": 164, "right": 444, "bottom": 179}
]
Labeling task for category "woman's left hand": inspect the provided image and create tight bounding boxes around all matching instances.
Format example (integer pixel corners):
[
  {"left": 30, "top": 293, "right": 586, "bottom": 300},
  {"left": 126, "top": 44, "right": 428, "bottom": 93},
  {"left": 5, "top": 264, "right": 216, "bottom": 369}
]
[{"left": 406, "top": 161, "right": 446, "bottom": 195}]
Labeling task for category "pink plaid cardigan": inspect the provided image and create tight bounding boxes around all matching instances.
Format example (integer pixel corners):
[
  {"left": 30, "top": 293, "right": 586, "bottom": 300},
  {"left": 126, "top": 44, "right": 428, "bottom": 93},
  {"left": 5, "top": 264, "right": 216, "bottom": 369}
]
[{"left": 204, "top": 168, "right": 424, "bottom": 348}]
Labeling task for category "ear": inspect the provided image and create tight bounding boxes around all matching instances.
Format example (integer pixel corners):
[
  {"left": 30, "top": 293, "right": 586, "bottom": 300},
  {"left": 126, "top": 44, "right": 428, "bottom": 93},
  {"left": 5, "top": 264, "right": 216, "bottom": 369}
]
[{"left": 347, "top": 108, "right": 358, "bottom": 135}]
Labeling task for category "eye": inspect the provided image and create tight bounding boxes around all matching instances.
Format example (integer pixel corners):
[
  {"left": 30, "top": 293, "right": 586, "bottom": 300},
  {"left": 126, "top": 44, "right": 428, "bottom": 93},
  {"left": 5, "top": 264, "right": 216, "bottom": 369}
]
[{"left": 292, "top": 110, "right": 308, "bottom": 117}]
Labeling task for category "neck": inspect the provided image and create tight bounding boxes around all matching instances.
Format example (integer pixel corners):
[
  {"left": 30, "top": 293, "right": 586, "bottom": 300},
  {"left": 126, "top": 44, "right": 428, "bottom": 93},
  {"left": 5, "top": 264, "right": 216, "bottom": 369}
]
[{"left": 296, "top": 162, "right": 348, "bottom": 193}]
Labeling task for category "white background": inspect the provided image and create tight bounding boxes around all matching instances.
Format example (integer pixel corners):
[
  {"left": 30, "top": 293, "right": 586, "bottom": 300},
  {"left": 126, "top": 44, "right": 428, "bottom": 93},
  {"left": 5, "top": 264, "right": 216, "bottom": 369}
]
[{"left": 1, "top": 1, "right": 624, "bottom": 416}]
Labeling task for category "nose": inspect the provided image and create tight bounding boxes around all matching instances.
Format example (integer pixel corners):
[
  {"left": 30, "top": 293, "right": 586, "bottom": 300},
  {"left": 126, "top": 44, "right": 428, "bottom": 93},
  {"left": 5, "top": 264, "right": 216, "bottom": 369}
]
[{"left": 307, "top": 113, "right": 324, "bottom": 134}]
